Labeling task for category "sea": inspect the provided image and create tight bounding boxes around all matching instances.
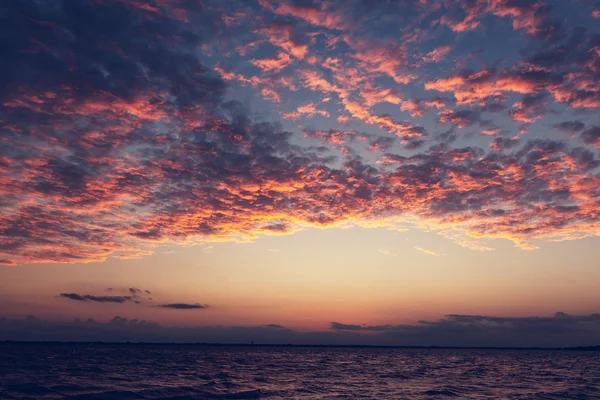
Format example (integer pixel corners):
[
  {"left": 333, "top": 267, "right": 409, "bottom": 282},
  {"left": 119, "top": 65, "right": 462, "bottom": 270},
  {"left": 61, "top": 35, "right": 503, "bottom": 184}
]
[{"left": 0, "top": 344, "right": 599, "bottom": 399}]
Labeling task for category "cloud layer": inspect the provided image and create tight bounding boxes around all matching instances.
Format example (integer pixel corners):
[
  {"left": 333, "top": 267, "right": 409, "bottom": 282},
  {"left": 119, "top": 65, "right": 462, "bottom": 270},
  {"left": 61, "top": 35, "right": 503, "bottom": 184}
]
[
  {"left": 1, "top": 0, "right": 600, "bottom": 265},
  {"left": 1, "top": 312, "right": 599, "bottom": 348}
]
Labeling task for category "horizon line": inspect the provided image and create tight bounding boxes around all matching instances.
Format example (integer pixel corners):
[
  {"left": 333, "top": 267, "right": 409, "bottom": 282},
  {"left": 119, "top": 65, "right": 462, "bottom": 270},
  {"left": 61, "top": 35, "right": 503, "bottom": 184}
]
[{"left": 2, "top": 341, "right": 600, "bottom": 351}]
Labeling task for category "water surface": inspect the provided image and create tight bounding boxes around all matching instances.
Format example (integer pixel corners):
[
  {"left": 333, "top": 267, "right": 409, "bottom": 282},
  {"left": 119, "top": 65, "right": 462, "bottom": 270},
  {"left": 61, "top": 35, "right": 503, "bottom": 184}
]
[{"left": 1, "top": 344, "right": 599, "bottom": 399}]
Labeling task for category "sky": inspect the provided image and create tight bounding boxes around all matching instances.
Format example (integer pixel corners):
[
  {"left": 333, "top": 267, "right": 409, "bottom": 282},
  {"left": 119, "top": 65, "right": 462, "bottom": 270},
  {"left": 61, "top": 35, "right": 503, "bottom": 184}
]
[{"left": 1, "top": 0, "right": 600, "bottom": 347}]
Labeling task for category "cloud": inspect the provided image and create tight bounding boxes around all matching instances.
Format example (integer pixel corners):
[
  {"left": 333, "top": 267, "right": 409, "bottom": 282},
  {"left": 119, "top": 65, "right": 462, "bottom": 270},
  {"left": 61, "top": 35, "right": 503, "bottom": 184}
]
[
  {"left": 254, "top": 22, "right": 309, "bottom": 59},
  {"left": 59, "top": 293, "right": 87, "bottom": 302},
  {"left": 259, "top": 0, "right": 346, "bottom": 31},
  {"left": 508, "top": 93, "right": 548, "bottom": 125},
  {"left": 328, "top": 312, "right": 600, "bottom": 347},
  {"left": 553, "top": 121, "right": 586, "bottom": 135},
  {"left": 491, "top": 137, "right": 520, "bottom": 151},
  {"left": 59, "top": 289, "right": 205, "bottom": 308},
  {"left": 422, "top": 45, "right": 452, "bottom": 63},
  {"left": 425, "top": 68, "right": 561, "bottom": 105},
  {"left": 252, "top": 52, "right": 294, "bottom": 72},
  {"left": 440, "top": 0, "right": 563, "bottom": 41},
  {"left": 203, "top": 246, "right": 215, "bottom": 254},
  {"left": 414, "top": 247, "right": 441, "bottom": 256},
  {"left": 438, "top": 109, "right": 483, "bottom": 128},
  {"left": 156, "top": 303, "right": 208, "bottom": 310},
  {"left": 304, "top": 128, "right": 350, "bottom": 145},
  {"left": 85, "top": 295, "right": 133, "bottom": 304},
  {"left": 582, "top": 126, "right": 600, "bottom": 148},
  {"left": 2, "top": 312, "right": 600, "bottom": 347},
  {"left": 1, "top": 0, "right": 600, "bottom": 266},
  {"left": 282, "top": 103, "right": 330, "bottom": 120},
  {"left": 59, "top": 293, "right": 133, "bottom": 304},
  {"left": 330, "top": 322, "right": 364, "bottom": 331},
  {"left": 401, "top": 97, "right": 447, "bottom": 117},
  {"left": 263, "top": 324, "right": 286, "bottom": 329},
  {"left": 378, "top": 249, "right": 397, "bottom": 256}
]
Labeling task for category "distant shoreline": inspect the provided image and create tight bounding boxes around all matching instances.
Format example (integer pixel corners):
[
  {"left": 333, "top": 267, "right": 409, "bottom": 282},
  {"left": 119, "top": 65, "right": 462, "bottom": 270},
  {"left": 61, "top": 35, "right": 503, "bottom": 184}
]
[{"left": 2, "top": 341, "right": 599, "bottom": 351}]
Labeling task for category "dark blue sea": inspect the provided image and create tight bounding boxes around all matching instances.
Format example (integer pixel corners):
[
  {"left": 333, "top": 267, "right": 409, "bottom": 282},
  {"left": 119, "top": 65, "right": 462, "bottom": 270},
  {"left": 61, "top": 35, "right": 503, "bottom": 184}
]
[{"left": 0, "top": 344, "right": 599, "bottom": 399}]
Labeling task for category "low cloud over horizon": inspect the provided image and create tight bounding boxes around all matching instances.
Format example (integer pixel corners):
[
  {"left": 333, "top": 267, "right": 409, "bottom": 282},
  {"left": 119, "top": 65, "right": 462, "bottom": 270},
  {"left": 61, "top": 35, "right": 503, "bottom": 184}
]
[
  {"left": 155, "top": 303, "right": 208, "bottom": 310},
  {"left": 1, "top": 312, "right": 599, "bottom": 348},
  {"left": 59, "top": 293, "right": 133, "bottom": 304},
  {"left": 58, "top": 292, "right": 205, "bottom": 309}
]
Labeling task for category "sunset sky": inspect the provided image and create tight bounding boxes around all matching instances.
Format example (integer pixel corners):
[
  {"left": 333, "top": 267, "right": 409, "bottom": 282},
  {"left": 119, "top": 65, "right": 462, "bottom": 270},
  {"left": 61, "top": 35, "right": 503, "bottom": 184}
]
[{"left": 1, "top": 0, "right": 600, "bottom": 346}]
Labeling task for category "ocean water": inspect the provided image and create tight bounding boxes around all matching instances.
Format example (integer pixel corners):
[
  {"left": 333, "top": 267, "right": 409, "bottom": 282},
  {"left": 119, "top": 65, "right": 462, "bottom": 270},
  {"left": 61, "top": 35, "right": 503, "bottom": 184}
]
[{"left": 0, "top": 345, "right": 599, "bottom": 399}]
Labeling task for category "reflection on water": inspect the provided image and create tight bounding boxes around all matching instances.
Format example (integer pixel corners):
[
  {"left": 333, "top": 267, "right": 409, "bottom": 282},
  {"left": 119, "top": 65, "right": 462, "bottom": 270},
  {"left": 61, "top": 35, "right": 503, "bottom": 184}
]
[{"left": 0, "top": 344, "right": 599, "bottom": 399}]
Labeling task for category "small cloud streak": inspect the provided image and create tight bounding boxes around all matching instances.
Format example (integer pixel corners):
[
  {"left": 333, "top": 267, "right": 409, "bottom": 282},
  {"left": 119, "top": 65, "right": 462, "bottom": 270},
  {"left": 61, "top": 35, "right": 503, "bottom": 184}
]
[
  {"left": 59, "top": 293, "right": 133, "bottom": 304},
  {"left": 422, "top": 45, "right": 452, "bottom": 63},
  {"left": 156, "top": 303, "right": 208, "bottom": 310},
  {"left": 263, "top": 324, "right": 286, "bottom": 329},
  {"left": 414, "top": 247, "right": 442, "bottom": 256},
  {"left": 0, "top": 259, "right": 17, "bottom": 267}
]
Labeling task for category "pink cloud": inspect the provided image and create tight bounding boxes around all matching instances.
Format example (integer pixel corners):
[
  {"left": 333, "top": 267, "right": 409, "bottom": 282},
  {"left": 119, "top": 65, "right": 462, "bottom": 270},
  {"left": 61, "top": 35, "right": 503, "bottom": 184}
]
[
  {"left": 252, "top": 51, "right": 294, "bottom": 72},
  {"left": 422, "top": 45, "right": 452, "bottom": 63},
  {"left": 282, "top": 103, "right": 330, "bottom": 120},
  {"left": 259, "top": 0, "right": 346, "bottom": 30}
]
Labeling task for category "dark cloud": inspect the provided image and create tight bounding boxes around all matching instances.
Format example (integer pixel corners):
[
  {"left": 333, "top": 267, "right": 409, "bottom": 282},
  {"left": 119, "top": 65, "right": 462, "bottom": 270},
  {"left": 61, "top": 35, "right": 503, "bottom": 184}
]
[
  {"left": 59, "top": 293, "right": 87, "bottom": 302},
  {"left": 330, "top": 312, "right": 600, "bottom": 347},
  {"left": 509, "top": 93, "right": 549, "bottom": 124},
  {"left": 553, "top": 121, "right": 586, "bottom": 134},
  {"left": 59, "top": 293, "right": 133, "bottom": 304},
  {"left": 330, "top": 322, "right": 363, "bottom": 331},
  {"left": 86, "top": 295, "right": 132, "bottom": 304},
  {"left": 263, "top": 324, "right": 286, "bottom": 329},
  {"left": 1, "top": 312, "right": 599, "bottom": 347},
  {"left": 491, "top": 137, "right": 520, "bottom": 151},
  {"left": 582, "top": 126, "right": 600, "bottom": 148},
  {"left": 438, "top": 109, "right": 483, "bottom": 128},
  {"left": 156, "top": 303, "right": 208, "bottom": 310}
]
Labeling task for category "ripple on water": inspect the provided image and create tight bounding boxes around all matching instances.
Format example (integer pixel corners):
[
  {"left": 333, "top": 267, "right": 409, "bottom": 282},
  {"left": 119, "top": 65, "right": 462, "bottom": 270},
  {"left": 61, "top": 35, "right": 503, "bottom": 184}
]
[{"left": 0, "top": 346, "right": 599, "bottom": 399}]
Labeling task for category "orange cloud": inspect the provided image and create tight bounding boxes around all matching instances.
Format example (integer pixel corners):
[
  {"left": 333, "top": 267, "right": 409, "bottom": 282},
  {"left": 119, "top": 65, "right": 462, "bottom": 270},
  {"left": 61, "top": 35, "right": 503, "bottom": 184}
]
[
  {"left": 414, "top": 247, "right": 441, "bottom": 256},
  {"left": 259, "top": 0, "right": 346, "bottom": 30},
  {"left": 422, "top": 45, "right": 452, "bottom": 63},
  {"left": 282, "top": 103, "right": 330, "bottom": 120},
  {"left": 255, "top": 23, "right": 309, "bottom": 59},
  {"left": 252, "top": 52, "right": 294, "bottom": 72}
]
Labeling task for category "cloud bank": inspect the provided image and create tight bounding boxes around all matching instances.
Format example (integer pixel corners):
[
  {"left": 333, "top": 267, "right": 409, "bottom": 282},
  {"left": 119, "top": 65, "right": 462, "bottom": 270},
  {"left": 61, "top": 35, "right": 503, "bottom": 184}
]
[
  {"left": 1, "top": 312, "right": 599, "bottom": 348},
  {"left": 1, "top": 0, "right": 600, "bottom": 266}
]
